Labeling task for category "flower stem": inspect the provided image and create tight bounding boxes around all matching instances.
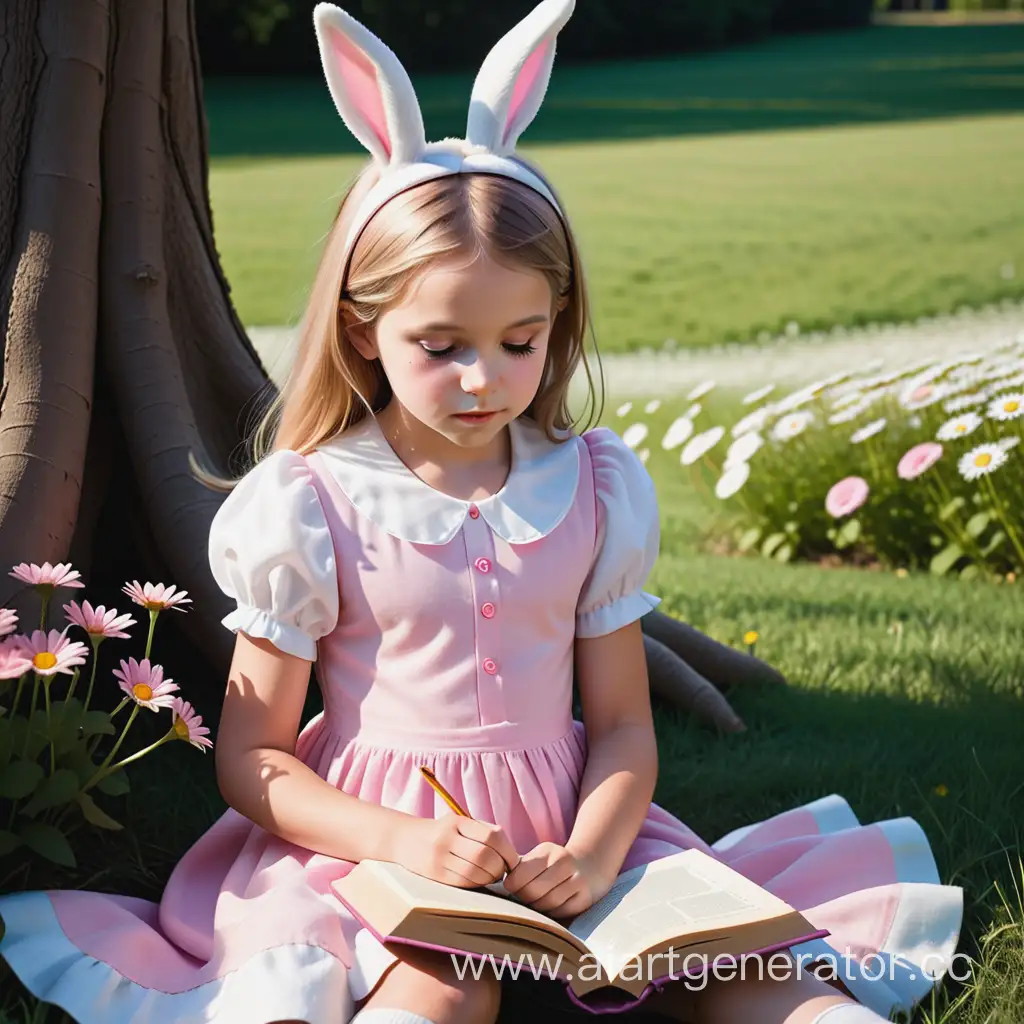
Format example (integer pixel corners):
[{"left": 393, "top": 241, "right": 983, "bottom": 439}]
[
  {"left": 97, "top": 729, "right": 176, "bottom": 778},
  {"left": 9, "top": 671, "right": 29, "bottom": 720},
  {"left": 81, "top": 635, "right": 104, "bottom": 713},
  {"left": 83, "top": 704, "right": 140, "bottom": 791},
  {"left": 144, "top": 609, "right": 158, "bottom": 660},
  {"left": 20, "top": 676, "right": 40, "bottom": 758},
  {"left": 39, "top": 592, "right": 50, "bottom": 631},
  {"left": 42, "top": 677, "right": 55, "bottom": 776},
  {"left": 983, "top": 474, "right": 1024, "bottom": 569}
]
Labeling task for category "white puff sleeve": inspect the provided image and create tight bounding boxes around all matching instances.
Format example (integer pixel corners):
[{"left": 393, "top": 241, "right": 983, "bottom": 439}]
[
  {"left": 208, "top": 450, "right": 338, "bottom": 661},
  {"left": 575, "top": 428, "right": 661, "bottom": 638}
]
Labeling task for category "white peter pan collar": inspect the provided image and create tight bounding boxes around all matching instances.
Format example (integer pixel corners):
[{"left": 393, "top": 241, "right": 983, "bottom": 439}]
[{"left": 315, "top": 414, "right": 581, "bottom": 545}]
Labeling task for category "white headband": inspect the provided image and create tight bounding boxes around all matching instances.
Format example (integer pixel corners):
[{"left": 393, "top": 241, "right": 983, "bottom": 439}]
[{"left": 312, "top": 0, "right": 575, "bottom": 262}]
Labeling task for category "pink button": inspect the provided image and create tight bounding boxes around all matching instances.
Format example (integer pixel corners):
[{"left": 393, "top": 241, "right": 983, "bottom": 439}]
[
  {"left": 468, "top": 504, "right": 480, "bottom": 519},
  {"left": 482, "top": 658, "right": 497, "bottom": 675},
  {"left": 474, "top": 557, "right": 491, "bottom": 573},
  {"left": 481, "top": 602, "right": 495, "bottom": 618}
]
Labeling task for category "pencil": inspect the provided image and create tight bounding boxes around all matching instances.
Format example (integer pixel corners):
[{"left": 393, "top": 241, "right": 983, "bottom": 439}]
[{"left": 419, "top": 765, "right": 469, "bottom": 817}]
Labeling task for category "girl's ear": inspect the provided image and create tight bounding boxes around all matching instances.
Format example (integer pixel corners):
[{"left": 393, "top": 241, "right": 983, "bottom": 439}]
[
  {"left": 313, "top": 3, "right": 427, "bottom": 167},
  {"left": 340, "top": 307, "right": 378, "bottom": 361},
  {"left": 466, "top": 0, "right": 575, "bottom": 155}
]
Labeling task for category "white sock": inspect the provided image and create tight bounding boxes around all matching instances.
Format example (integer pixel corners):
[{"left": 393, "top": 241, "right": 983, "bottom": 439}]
[
  {"left": 810, "top": 1004, "right": 889, "bottom": 1024},
  {"left": 350, "top": 1010, "right": 439, "bottom": 1024}
]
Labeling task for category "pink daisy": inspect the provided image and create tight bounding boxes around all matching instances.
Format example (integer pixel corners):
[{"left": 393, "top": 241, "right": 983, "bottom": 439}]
[
  {"left": 122, "top": 580, "right": 192, "bottom": 613},
  {"left": 0, "top": 637, "right": 34, "bottom": 679},
  {"left": 9, "top": 561, "right": 85, "bottom": 592},
  {"left": 113, "top": 657, "right": 179, "bottom": 711},
  {"left": 897, "top": 442, "right": 944, "bottom": 480},
  {"left": 170, "top": 697, "right": 213, "bottom": 752},
  {"left": 16, "top": 628, "right": 90, "bottom": 677},
  {"left": 64, "top": 600, "right": 137, "bottom": 641},
  {"left": 825, "top": 476, "right": 870, "bottom": 518},
  {"left": 0, "top": 608, "right": 18, "bottom": 637}
]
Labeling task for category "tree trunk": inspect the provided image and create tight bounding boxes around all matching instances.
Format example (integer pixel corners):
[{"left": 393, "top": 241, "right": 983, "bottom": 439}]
[{"left": 0, "top": 0, "right": 266, "bottom": 673}]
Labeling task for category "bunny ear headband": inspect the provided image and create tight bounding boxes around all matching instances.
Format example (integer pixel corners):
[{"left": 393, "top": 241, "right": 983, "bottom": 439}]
[{"left": 312, "top": 0, "right": 575, "bottom": 261}]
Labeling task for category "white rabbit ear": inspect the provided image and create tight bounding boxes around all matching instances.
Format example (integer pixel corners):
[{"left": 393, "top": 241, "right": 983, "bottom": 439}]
[
  {"left": 313, "top": 3, "right": 426, "bottom": 167},
  {"left": 466, "top": 0, "right": 575, "bottom": 155}
]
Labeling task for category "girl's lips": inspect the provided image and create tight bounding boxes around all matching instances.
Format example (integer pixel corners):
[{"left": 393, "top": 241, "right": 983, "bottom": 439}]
[{"left": 454, "top": 412, "right": 497, "bottom": 422}]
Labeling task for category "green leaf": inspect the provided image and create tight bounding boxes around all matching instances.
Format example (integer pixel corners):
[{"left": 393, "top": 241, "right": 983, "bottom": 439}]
[
  {"left": 76, "top": 792, "right": 124, "bottom": 831},
  {"left": 80, "top": 711, "right": 116, "bottom": 738},
  {"left": 0, "top": 717, "right": 11, "bottom": 767},
  {"left": 20, "top": 768, "right": 80, "bottom": 818},
  {"left": 0, "top": 759, "right": 45, "bottom": 800},
  {"left": 737, "top": 526, "right": 762, "bottom": 553},
  {"left": 834, "top": 518, "right": 862, "bottom": 549},
  {"left": 783, "top": 520, "right": 799, "bottom": 536},
  {"left": 930, "top": 544, "right": 964, "bottom": 577},
  {"left": 96, "top": 770, "right": 130, "bottom": 797},
  {"left": 761, "top": 532, "right": 786, "bottom": 558},
  {"left": 22, "top": 710, "right": 49, "bottom": 762},
  {"left": 0, "top": 829, "right": 22, "bottom": 857},
  {"left": 965, "top": 512, "right": 991, "bottom": 539},
  {"left": 774, "top": 542, "right": 794, "bottom": 563},
  {"left": 17, "top": 821, "right": 76, "bottom": 868},
  {"left": 939, "top": 497, "right": 966, "bottom": 521},
  {"left": 960, "top": 564, "right": 981, "bottom": 581},
  {"left": 983, "top": 530, "right": 1006, "bottom": 556}
]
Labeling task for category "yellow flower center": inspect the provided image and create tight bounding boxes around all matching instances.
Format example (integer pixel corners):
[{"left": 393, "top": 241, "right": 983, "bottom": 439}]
[
  {"left": 1004, "top": 400, "right": 1019, "bottom": 413},
  {"left": 744, "top": 631, "right": 759, "bottom": 645},
  {"left": 133, "top": 683, "right": 154, "bottom": 701},
  {"left": 955, "top": 424, "right": 966, "bottom": 433},
  {"left": 173, "top": 717, "right": 190, "bottom": 740},
  {"left": 143, "top": 600, "right": 164, "bottom": 610},
  {"left": 33, "top": 652, "right": 57, "bottom": 670},
  {"left": 934, "top": 784, "right": 949, "bottom": 798},
  {"left": 974, "top": 453, "right": 992, "bottom": 468}
]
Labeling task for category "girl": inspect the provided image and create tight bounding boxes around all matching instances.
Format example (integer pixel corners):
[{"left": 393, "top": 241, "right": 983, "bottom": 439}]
[{"left": 0, "top": 3, "right": 962, "bottom": 1023}]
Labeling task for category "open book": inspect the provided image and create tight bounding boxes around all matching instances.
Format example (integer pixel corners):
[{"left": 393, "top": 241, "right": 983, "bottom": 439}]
[{"left": 332, "top": 848, "right": 829, "bottom": 1014}]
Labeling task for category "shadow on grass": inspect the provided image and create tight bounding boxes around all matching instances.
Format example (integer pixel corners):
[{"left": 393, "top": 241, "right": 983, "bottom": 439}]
[
  {"left": 206, "top": 27, "right": 1024, "bottom": 161},
  {"left": 1, "top": 622, "right": 1020, "bottom": 1023}
]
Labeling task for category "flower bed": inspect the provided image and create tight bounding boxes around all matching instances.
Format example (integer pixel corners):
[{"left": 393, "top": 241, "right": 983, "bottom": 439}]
[{"left": 612, "top": 337, "right": 1024, "bottom": 579}]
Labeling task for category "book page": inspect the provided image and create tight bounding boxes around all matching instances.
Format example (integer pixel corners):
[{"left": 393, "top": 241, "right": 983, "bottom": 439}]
[{"left": 568, "top": 850, "right": 793, "bottom": 978}]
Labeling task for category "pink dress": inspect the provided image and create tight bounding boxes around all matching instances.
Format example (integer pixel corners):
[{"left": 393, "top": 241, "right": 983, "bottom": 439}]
[{"left": 0, "top": 415, "right": 962, "bottom": 1023}]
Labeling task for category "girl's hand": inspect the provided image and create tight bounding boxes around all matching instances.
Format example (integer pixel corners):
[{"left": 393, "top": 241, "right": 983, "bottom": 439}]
[
  {"left": 502, "top": 842, "right": 613, "bottom": 919},
  {"left": 397, "top": 815, "right": 521, "bottom": 889}
]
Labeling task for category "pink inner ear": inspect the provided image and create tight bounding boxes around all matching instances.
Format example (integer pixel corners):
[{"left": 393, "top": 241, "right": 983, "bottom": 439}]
[
  {"left": 329, "top": 27, "right": 391, "bottom": 160},
  {"left": 504, "top": 40, "right": 551, "bottom": 146}
]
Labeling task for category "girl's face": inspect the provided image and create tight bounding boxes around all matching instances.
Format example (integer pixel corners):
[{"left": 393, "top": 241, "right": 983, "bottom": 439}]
[{"left": 350, "top": 251, "right": 557, "bottom": 450}]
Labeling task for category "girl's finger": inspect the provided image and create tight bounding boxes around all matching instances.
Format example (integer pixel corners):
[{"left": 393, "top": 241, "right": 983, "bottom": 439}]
[
  {"left": 529, "top": 876, "right": 581, "bottom": 915},
  {"left": 443, "top": 853, "right": 497, "bottom": 888},
  {"left": 457, "top": 819, "right": 520, "bottom": 871},
  {"left": 514, "top": 860, "right": 576, "bottom": 905},
  {"left": 450, "top": 834, "right": 506, "bottom": 879}
]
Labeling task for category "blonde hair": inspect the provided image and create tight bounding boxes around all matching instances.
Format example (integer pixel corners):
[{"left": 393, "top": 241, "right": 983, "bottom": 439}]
[{"left": 194, "top": 156, "right": 604, "bottom": 491}]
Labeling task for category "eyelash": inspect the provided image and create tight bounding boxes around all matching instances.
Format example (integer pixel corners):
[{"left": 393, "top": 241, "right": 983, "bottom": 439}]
[{"left": 421, "top": 341, "right": 537, "bottom": 361}]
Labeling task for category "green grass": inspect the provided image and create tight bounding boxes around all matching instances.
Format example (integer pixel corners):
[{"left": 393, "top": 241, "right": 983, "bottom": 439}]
[
  {"left": 2, "top": 394, "right": 1022, "bottom": 1023},
  {"left": 208, "top": 26, "right": 1024, "bottom": 348}
]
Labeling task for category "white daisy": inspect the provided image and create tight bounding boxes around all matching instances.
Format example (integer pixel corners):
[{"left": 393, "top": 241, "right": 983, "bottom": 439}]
[
  {"left": 715, "top": 461, "right": 750, "bottom": 500},
  {"left": 770, "top": 410, "right": 814, "bottom": 441},
  {"left": 724, "top": 432, "right": 764, "bottom": 467},
  {"left": 644, "top": 399, "right": 662, "bottom": 414},
  {"left": 637, "top": 448, "right": 650, "bottom": 464},
  {"left": 936, "top": 413, "right": 983, "bottom": 441},
  {"left": 958, "top": 443, "right": 1008, "bottom": 481},
  {"left": 773, "top": 385, "right": 819, "bottom": 415},
  {"left": 851, "top": 418, "right": 887, "bottom": 444},
  {"left": 829, "top": 390, "right": 865, "bottom": 412},
  {"left": 998, "top": 435, "right": 1020, "bottom": 451},
  {"left": 828, "top": 399, "right": 872, "bottom": 425},
  {"left": 687, "top": 380, "right": 715, "bottom": 401},
  {"left": 899, "top": 380, "right": 949, "bottom": 410},
  {"left": 944, "top": 392, "right": 986, "bottom": 414},
  {"left": 661, "top": 416, "right": 694, "bottom": 450},
  {"left": 731, "top": 407, "right": 771, "bottom": 438},
  {"left": 680, "top": 426, "right": 725, "bottom": 466},
  {"left": 615, "top": 401, "right": 633, "bottom": 417},
  {"left": 741, "top": 384, "right": 775, "bottom": 406},
  {"left": 621, "top": 422, "right": 648, "bottom": 449},
  {"left": 986, "top": 392, "right": 1024, "bottom": 421},
  {"left": 685, "top": 402, "right": 702, "bottom": 420}
]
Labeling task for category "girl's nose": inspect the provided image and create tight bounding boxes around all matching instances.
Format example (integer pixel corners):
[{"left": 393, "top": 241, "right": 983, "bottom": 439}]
[{"left": 460, "top": 355, "right": 499, "bottom": 395}]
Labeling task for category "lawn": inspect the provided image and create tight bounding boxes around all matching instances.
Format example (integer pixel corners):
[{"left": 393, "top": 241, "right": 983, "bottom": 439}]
[
  {"left": 1, "top": 392, "right": 1022, "bottom": 1023},
  {"left": 208, "top": 26, "right": 1024, "bottom": 350}
]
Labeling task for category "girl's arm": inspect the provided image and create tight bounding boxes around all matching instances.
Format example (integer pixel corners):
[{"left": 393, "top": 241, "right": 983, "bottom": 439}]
[
  {"left": 215, "top": 633, "right": 414, "bottom": 863},
  {"left": 565, "top": 617, "right": 658, "bottom": 885}
]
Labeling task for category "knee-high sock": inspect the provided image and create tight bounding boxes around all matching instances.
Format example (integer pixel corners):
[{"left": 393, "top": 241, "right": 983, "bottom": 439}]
[
  {"left": 350, "top": 1009, "right": 439, "bottom": 1024},
  {"left": 809, "top": 1003, "right": 890, "bottom": 1023}
]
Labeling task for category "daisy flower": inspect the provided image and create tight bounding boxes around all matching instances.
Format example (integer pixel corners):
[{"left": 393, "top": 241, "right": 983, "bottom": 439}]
[
  {"left": 0, "top": 608, "right": 17, "bottom": 638},
  {"left": 9, "top": 561, "right": 84, "bottom": 593},
  {"left": 661, "top": 416, "right": 694, "bottom": 450},
  {"left": 16, "top": 628, "right": 90, "bottom": 677},
  {"left": 0, "top": 638, "right": 33, "bottom": 680},
  {"left": 724, "top": 432, "right": 764, "bottom": 467},
  {"left": 684, "top": 403, "right": 702, "bottom": 420},
  {"left": 122, "top": 581, "right": 192, "bottom": 613},
  {"left": 170, "top": 697, "right": 213, "bottom": 752},
  {"left": 621, "top": 423, "right": 648, "bottom": 449},
  {"left": 644, "top": 399, "right": 661, "bottom": 414},
  {"left": 65, "top": 600, "right": 137, "bottom": 641},
  {"left": 741, "top": 384, "right": 775, "bottom": 406},
  {"left": 731, "top": 407, "right": 771, "bottom": 438},
  {"left": 687, "top": 380, "right": 715, "bottom": 401},
  {"left": 897, "top": 442, "right": 943, "bottom": 480},
  {"left": 615, "top": 401, "right": 633, "bottom": 417},
  {"left": 715, "top": 462, "right": 750, "bottom": 500},
  {"left": 114, "top": 657, "right": 179, "bottom": 711},
  {"left": 958, "top": 444, "right": 1008, "bottom": 481},
  {"left": 936, "top": 413, "right": 983, "bottom": 441},
  {"left": 851, "top": 418, "right": 887, "bottom": 444},
  {"left": 944, "top": 393, "right": 985, "bottom": 414},
  {"left": 998, "top": 435, "right": 1020, "bottom": 451},
  {"left": 899, "top": 380, "right": 948, "bottom": 411},
  {"left": 828, "top": 400, "right": 872, "bottom": 426},
  {"left": 770, "top": 410, "right": 814, "bottom": 441},
  {"left": 680, "top": 427, "right": 725, "bottom": 466},
  {"left": 637, "top": 449, "right": 650, "bottom": 464},
  {"left": 826, "top": 477, "right": 870, "bottom": 518},
  {"left": 987, "top": 392, "right": 1024, "bottom": 422}
]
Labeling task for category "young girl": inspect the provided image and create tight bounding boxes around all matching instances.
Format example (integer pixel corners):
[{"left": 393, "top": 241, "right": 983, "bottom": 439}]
[{"left": 0, "top": 2, "right": 962, "bottom": 1023}]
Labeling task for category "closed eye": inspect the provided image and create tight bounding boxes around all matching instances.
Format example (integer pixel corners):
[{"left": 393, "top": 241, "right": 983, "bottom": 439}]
[{"left": 421, "top": 341, "right": 537, "bottom": 360}]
